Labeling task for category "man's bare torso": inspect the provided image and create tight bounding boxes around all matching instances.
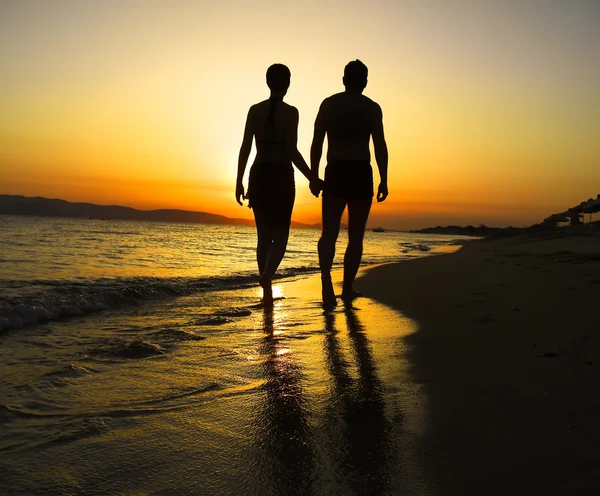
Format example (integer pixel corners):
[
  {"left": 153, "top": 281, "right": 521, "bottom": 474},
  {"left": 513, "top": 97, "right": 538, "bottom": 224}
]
[{"left": 320, "top": 92, "right": 381, "bottom": 162}]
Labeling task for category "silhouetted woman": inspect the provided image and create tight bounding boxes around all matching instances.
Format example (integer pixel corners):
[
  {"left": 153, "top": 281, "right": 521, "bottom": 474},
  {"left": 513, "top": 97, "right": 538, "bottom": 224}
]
[{"left": 236, "top": 64, "right": 320, "bottom": 305}]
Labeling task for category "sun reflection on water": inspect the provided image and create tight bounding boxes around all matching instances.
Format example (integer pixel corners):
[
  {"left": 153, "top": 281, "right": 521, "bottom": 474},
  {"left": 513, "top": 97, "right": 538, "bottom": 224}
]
[{"left": 255, "top": 284, "right": 284, "bottom": 301}]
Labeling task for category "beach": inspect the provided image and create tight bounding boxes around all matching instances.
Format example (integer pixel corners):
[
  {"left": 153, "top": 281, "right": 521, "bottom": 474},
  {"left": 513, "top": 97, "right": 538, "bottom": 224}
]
[
  {"left": 2, "top": 218, "right": 600, "bottom": 494},
  {"left": 1, "top": 270, "right": 433, "bottom": 496},
  {"left": 356, "top": 229, "right": 600, "bottom": 495},
  {"left": 2, "top": 217, "right": 462, "bottom": 496}
]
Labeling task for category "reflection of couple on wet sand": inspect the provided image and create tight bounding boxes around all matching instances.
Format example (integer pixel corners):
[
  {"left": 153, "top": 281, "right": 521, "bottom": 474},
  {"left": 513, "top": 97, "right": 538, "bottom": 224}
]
[
  {"left": 258, "top": 306, "right": 392, "bottom": 495},
  {"left": 236, "top": 60, "right": 389, "bottom": 308}
]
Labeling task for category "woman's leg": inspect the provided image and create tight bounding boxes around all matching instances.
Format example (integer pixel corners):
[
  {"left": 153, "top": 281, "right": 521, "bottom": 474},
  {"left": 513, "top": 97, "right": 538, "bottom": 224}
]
[
  {"left": 255, "top": 180, "right": 294, "bottom": 305},
  {"left": 254, "top": 208, "right": 286, "bottom": 305},
  {"left": 262, "top": 223, "right": 290, "bottom": 281},
  {"left": 253, "top": 209, "right": 272, "bottom": 277},
  {"left": 259, "top": 222, "right": 290, "bottom": 306}
]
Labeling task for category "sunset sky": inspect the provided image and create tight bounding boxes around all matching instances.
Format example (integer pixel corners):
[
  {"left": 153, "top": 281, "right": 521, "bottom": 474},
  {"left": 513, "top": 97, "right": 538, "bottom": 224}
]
[{"left": 1, "top": 0, "right": 598, "bottom": 229}]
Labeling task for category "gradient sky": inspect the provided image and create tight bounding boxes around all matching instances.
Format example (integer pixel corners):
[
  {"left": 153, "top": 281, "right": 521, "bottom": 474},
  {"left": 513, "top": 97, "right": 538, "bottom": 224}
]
[{"left": 1, "top": 0, "right": 598, "bottom": 229}]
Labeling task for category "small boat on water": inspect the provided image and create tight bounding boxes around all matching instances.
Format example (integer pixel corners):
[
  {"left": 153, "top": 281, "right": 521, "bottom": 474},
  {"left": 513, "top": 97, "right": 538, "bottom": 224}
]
[{"left": 372, "top": 227, "right": 385, "bottom": 233}]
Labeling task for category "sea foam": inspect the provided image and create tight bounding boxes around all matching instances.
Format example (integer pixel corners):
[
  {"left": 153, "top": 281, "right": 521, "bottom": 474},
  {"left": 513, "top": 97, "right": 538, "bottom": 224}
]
[{"left": 0, "top": 266, "right": 319, "bottom": 331}]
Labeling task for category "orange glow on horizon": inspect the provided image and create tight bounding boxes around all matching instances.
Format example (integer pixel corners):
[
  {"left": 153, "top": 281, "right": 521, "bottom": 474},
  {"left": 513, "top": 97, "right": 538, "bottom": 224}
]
[{"left": 1, "top": 2, "right": 598, "bottom": 230}]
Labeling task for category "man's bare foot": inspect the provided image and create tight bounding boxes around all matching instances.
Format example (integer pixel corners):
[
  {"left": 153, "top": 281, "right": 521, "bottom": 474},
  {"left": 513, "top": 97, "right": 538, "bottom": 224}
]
[
  {"left": 321, "top": 274, "right": 337, "bottom": 309},
  {"left": 341, "top": 289, "right": 362, "bottom": 302},
  {"left": 260, "top": 274, "right": 273, "bottom": 307}
]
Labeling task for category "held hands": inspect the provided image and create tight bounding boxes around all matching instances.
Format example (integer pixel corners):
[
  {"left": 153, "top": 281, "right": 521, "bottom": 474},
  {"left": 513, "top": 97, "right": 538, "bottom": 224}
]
[
  {"left": 376, "top": 182, "right": 388, "bottom": 203},
  {"left": 309, "top": 177, "right": 325, "bottom": 198}
]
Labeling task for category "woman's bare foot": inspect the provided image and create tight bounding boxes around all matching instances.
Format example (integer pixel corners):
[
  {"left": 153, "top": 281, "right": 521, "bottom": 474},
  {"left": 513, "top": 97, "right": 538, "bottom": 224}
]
[
  {"left": 321, "top": 274, "right": 337, "bottom": 309},
  {"left": 259, "top": 274, "right": 273, "bottom": 307}
]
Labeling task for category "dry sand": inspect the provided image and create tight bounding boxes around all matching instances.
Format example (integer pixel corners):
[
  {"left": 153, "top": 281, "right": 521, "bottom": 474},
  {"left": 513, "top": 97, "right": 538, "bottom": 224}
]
[{"left": 356, "top": 229, "right": 600, "bottom": 495}]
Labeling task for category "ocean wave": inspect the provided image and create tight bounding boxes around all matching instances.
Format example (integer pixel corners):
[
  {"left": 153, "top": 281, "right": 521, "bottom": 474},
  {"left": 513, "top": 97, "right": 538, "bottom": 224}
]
[
  {"left": 42, "top": 363, "right": 93, "bottom": 378},
  {"left": 399, "top": 242, "right": 432, "bottom": 253},
  {"left": 0, "top": 266, "right": 320, "bottom": 332}
]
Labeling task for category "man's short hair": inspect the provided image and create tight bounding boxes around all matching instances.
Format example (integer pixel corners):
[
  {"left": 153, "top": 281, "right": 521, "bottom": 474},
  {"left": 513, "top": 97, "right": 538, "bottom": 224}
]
[{"left": 343, "top": 60, "right": 368, "bottom": 89}]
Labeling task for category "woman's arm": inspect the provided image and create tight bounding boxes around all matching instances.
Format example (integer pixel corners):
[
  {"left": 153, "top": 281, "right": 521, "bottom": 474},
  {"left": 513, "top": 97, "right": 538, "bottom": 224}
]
[
  {"left": 236, "top": 107, "right": 254, "bottom": 205},
  {"left": 286, "top": 107, "right": 317, "bottom": 182},
  {"left": 310, "top": 100, "right": 326, "bottom": 180}
]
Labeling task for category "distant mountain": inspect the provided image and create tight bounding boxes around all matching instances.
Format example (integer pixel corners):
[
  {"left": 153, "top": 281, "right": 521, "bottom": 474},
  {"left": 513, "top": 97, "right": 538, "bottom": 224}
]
[
  {"left": 410, "top": 224, "right": 569, "bottom": 238},
  {"left": 410, "top": 225, "right": 519, "bottom": 237},
  {"left": 0, "top": 195, "right": 320, "bottom": 229}
]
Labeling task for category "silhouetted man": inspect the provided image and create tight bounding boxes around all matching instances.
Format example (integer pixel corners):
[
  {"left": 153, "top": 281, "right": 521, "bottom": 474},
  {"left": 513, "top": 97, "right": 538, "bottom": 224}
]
[{"left": 310, "top": 60, "right": 389, "bottom": 307}]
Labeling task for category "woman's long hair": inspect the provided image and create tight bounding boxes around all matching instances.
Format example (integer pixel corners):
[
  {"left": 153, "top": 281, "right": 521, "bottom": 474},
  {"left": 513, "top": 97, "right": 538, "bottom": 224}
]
[{"left": 266, "top": 64, "right": 291, "bottom": 125}]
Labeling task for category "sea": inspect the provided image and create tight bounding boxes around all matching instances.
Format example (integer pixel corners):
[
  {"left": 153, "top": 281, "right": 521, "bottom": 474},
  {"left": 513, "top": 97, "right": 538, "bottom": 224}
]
[
  {"left": 0, "top": 215, "right": 468, "bottom": 495},
  {"left": 0, "top": 215, "right": 465, "bottom": 331}
]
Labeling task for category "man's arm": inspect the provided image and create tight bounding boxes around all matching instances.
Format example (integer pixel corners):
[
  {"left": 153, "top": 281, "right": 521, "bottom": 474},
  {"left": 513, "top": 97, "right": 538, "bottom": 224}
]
[
  {"left": 310, "top": 101, "right": 327, "bottom": 179},
  {"left": 236, "top": 107, "right": 253, "bottom": 205},
  {"left": 372, "top": 103, "right": 388, "bottom": 202}
]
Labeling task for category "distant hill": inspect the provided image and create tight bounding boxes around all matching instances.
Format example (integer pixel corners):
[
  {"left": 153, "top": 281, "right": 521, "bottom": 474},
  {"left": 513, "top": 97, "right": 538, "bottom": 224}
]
[
  {"left": 410, "top": 223, "right": 600, "bottom": 238},
  {"left": 410, "top": 225, "right": 523, "bottom": 237},
  {"left": 0, "top": 195, "right": 320, "bottom": 229}
]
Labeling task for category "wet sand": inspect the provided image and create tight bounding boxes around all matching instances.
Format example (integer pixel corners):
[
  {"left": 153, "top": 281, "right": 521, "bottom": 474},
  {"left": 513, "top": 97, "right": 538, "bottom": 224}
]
[
  {"left": 1, "top": 270, "right": 433, "bottom": 496},
  {"left": 356, "top": 230, "right": 600, "bottom": 495}
]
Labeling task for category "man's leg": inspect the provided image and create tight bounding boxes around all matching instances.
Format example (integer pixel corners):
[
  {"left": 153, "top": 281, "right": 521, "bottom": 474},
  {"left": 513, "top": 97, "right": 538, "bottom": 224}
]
[
  {"left": 318, "top": 195, "right": 346, "bottom": 307},
  {"left": 342, "top": 197, "right": 372, "bottom": 300}
]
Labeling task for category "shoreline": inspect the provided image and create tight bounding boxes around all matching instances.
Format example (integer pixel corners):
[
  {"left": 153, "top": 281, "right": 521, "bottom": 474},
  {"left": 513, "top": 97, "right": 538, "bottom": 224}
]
[
  {"left": 356, "top": 232, "right": 600, "bottom": 494},
  {"left": 1, "top": 262, "right": 432, "bottom": 495}
]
